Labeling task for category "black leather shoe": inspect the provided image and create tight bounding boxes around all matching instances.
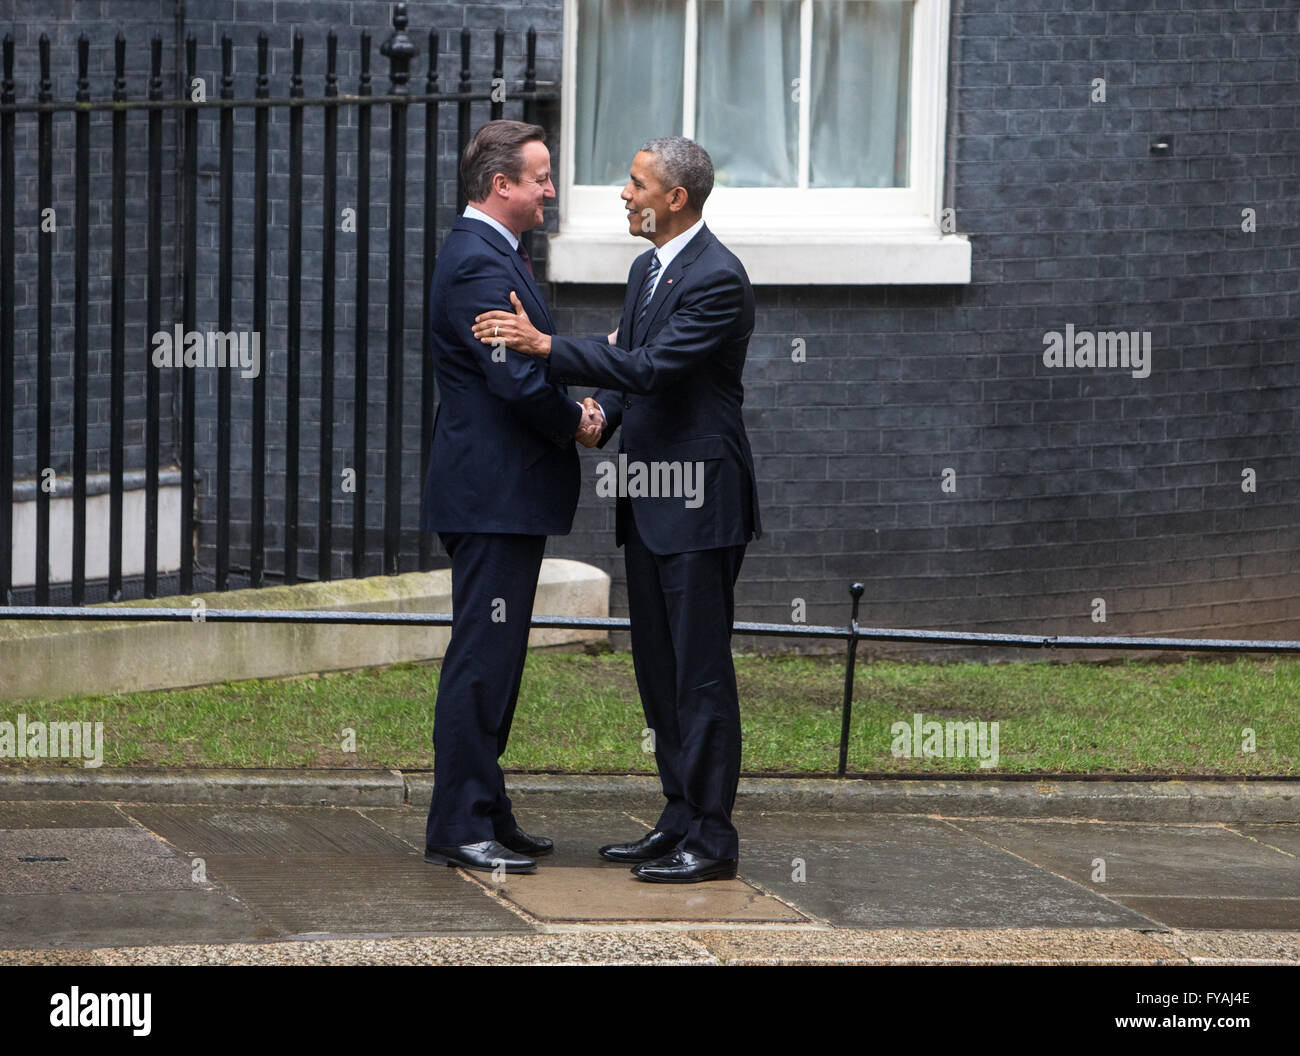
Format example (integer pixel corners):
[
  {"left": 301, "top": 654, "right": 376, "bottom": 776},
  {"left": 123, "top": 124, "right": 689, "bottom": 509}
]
[
  {"left": 631, "top": 849, "right": 738, "bottom": 884},
  {"left": 598, "top": 829, "right": 682, "bottom": 863},
  {"left": 496, "top": 824, "right": 553, "bottom": 857},
  {"left": 424, "top": 840, "right": 536, "bottom": 874}
]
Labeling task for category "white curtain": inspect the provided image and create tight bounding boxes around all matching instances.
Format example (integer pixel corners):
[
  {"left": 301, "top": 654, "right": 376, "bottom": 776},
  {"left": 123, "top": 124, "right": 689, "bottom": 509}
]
[
  {"left": 811, "top": 0, "right": 912, "bottom": 187},
  {"left": 696, "top": 0, "right": 800, "bottom": 188},
  {"left": 574, "top": 0, "right": 914, "bottom": 189},
  {"left": 575, "top": 0, "right": 686, "bottom": 185}
]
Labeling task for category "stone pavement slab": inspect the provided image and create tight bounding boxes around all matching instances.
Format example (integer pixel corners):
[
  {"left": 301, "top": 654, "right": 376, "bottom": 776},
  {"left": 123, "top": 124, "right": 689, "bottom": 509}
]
[
  {"left": 1234, "top": 823, "right": 1300, "bottom": 857},
  {"left": 730, "top": 810, "right": 1158, "bottom": 928},
  {"left": 123, "top": 804, "right": 414, "bottom": 856},
  {"left": 0, "top": 890, "right": 268, "bottom": 947},
  {"left": 949, "top": 819, "right": 1300, "bottom": 929},
  {"left": 357, "top": 804, "right": 651, "bottom": 867},
  {"left": 198, "top": 852, "right": 525, "bottom": 937},
  {"left": 0, "top": 802, "right": 134, "bottom": 828},
  {"left": 1, "top": 791, "right": 1297, "bottom": 961},
  {"left": 0, "top": 828, "right": 193, "bottom": 893},
  {"left": 479, "top": 866, "right": 808, "bottom": 923}
]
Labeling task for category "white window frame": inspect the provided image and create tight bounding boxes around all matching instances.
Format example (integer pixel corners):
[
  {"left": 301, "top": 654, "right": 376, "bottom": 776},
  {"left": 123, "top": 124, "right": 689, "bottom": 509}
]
[{"left": 549, "top": 0, "right": 970, "bottom": 285}]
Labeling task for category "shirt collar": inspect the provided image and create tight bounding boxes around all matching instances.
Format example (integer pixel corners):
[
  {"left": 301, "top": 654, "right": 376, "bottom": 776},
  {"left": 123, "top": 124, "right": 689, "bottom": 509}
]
[
  {"left": 652, "top": 216, "right": 705, "bottom": 273},
  {"left": 463, "top": 205, "right": 519, "bottom": 250}
]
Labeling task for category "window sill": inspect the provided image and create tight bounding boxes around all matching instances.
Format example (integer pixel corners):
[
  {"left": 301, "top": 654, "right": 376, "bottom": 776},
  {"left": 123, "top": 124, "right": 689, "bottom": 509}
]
[{"left": 546, "top": 230, "right": 971, "bottom": 286}]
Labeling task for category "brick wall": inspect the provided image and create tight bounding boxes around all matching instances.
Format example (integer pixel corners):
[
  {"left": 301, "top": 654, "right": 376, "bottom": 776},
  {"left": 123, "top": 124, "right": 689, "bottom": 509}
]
[{"left": 3, "top": 0, "right": 1297, "bottom": 652}]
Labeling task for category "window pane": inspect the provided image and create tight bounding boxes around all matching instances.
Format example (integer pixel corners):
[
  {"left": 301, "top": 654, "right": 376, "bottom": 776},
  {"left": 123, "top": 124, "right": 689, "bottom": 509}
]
[
  {"left": 811, "top": 0, "right": 912, "bottom": 188},
  {"left": 696, "top": 0, "right": 800, "bottom": 188},
  {"left": 575, "top": 0, "right": 686, "bottom": 185}
]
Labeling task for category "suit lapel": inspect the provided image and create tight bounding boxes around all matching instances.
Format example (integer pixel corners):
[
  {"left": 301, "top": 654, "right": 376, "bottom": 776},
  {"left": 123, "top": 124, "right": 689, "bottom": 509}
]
[
  {"left": 636, "top": 225, "right": 714, "bottom": 344},
  {"left": 456, "top": 216, "right": 555, "bottom": 333}
]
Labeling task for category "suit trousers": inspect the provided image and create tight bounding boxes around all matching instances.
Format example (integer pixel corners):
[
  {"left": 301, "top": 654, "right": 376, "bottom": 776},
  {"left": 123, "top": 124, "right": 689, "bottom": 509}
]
[
  {"left": 425, "top": 531, "right": 547, "bottom": 847},
  {"left": 623, "top": 510, "right": 747, "bottom": 860}
]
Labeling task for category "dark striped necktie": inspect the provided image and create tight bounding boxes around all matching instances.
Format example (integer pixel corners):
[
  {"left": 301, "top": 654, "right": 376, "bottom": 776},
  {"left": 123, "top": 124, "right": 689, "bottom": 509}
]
[
  {"left": 516, "top": 241, "right": 534, "bottom": 278},
  {"left": 636, "top": 251, "right": 661, "bottom": 333}
]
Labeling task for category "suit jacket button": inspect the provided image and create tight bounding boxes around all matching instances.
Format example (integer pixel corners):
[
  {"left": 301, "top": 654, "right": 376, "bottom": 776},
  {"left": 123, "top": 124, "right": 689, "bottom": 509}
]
[{"left": 623, "top": 399, "right": 632, "bottom": 409}]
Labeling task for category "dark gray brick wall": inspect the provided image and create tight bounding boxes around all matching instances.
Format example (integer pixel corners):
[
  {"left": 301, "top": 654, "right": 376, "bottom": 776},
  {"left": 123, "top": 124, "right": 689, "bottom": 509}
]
[{"left": 3, "top": 0, "right": 1297, "bottom": 651}]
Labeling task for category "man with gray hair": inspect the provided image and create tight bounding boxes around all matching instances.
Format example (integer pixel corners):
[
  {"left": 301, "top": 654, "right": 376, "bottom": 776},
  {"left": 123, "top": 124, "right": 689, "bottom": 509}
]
[{"left": 474, "top": 136, "right": 761, "bottom": 883}]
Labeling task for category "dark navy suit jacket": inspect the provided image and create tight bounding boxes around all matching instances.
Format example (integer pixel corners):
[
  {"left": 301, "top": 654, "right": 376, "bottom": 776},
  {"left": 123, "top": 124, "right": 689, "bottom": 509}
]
[
  {"left": 419, "top": 217, "right": 582, "bottom": 535},
  {"left": 547, "top": 224, "right": 761, "bottom": 555}
]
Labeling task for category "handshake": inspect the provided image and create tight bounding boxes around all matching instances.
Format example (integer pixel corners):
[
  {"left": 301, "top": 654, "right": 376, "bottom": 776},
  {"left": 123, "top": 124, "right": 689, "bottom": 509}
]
[{"left": 574, "top": 397, "right": 605, "bottom": 448}]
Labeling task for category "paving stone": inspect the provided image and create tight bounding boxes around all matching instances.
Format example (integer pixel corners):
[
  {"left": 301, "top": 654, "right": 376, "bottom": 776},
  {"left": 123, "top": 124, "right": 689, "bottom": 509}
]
[
  {"left": 731, "top": 812, "right": 1157, "bottom": 928},
  {"left": 949, "top": 820, "right": 1300, "bottom": 897},
  {"left": 0, "top": 802, "right": 133, "bottom": 829},
  {"left": 358, "top": 805, "right": 648, "bottom": 867},
  {"left": 1110, "top": 898, "right": 1300, "bottom": 930},
  {"left": 485, "top": 865, "right": 809, "bottom": 923},
  {"left": 0, "top": 828, "right": 193, "bottom": 894},
  {"left": 122, "top": 805, "right": 414, "bottom": 856},
  {"left": 200, "top": 852, "right": 528, "bottom": 936},
  {"left": 0, "top": 891, "right": 269, "bottom": 948},
  {"left": 1233, "top": 824, "right": 1300, "bottom": 857}
]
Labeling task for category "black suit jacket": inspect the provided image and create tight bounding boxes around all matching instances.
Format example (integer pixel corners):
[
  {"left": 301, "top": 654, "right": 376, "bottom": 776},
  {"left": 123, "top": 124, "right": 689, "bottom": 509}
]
[
  {"left": 419, "top": 217, "right": 582, "bottom": 535},
  {"left": 548, "top": 224, "right": 761, "bottom": 555}
]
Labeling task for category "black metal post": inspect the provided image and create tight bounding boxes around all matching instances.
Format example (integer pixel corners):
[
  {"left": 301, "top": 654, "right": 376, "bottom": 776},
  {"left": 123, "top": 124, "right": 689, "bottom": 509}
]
[
  {"left": 381, "top": 5, "right": 417, "bottom": 576},
  {"left": 71, "top": 36, "right": 89, "bottom": 605},
  {"left": 108, "top": 33, "right": 126, "bottom": 601},
  {"left": 837, "top": 583, "right": 865, "bottom": 777},
  {"left": 0, "top": 36, "right": 13, "bottom": 604},
  {"left": 456, "top": 30, "right": 470, "bottom": 213},
  {"left": 179, "top": 36, "right": 197, "bottom": 595},
  {"left": 286, "top": 32, "right": 304, "bottom": 584},
  {"left": 490, "top": 28, "right": 504, "bottom": 121},
  {"left": 419, "top": 29, "right": 438, "bottom": 573},
  {"left": 35, "top": 35, "right": 51, "bottom": 604},
  {"left": 319, "top": 30, "right": 338, "bottom": 582},
  {"left": 352, "top": 31, "right": 372, "bottom": 578},
  {"left": 251, "top": 33, "right": 269, "bottom": 588},
  {"left": 216, "top": 35, "right": 234, "bottom": 590},
  {"left": 145, "top": 37, "right": 163, "bottom": 598}
]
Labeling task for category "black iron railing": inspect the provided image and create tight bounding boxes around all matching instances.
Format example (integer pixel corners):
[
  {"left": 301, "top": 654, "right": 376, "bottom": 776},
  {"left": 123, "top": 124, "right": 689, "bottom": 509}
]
[
  {"left": 0, "top": 3, "right": 556, "bottom": 606},
  {"left": 4, "top": 582, "right": 1298, "bottom": 776}
]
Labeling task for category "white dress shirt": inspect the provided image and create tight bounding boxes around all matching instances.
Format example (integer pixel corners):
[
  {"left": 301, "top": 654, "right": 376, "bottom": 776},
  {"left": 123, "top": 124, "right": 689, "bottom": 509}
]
[
  {"left": 643, "top": 216, "right": 705, "bottom": 302},
  {"left": 463, "top": 204, "right": 519, "bottom": 250}
]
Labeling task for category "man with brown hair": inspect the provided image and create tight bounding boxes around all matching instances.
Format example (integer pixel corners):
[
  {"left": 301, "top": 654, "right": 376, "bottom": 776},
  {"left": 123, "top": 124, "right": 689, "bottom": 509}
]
[{"left": 419, "top": 120, "right": 603, "bottom": 874}]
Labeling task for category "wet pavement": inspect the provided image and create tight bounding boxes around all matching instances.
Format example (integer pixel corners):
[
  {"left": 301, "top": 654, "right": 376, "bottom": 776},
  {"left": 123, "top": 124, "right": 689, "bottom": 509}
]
[{"left": 0, "top": 784, "right": 1296, "bottom": 964}]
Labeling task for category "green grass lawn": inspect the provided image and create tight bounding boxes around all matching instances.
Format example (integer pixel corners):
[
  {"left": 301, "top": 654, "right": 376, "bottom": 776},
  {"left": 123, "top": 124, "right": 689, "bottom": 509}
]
[{"left": 4, "top": 651, "right": 1297, "bottom": 775}]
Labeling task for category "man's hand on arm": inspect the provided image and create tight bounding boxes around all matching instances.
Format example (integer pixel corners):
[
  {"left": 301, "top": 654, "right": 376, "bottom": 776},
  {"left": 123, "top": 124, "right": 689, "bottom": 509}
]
[{"left": 473, "top": 292, "right": 552, "bottom": 358}]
